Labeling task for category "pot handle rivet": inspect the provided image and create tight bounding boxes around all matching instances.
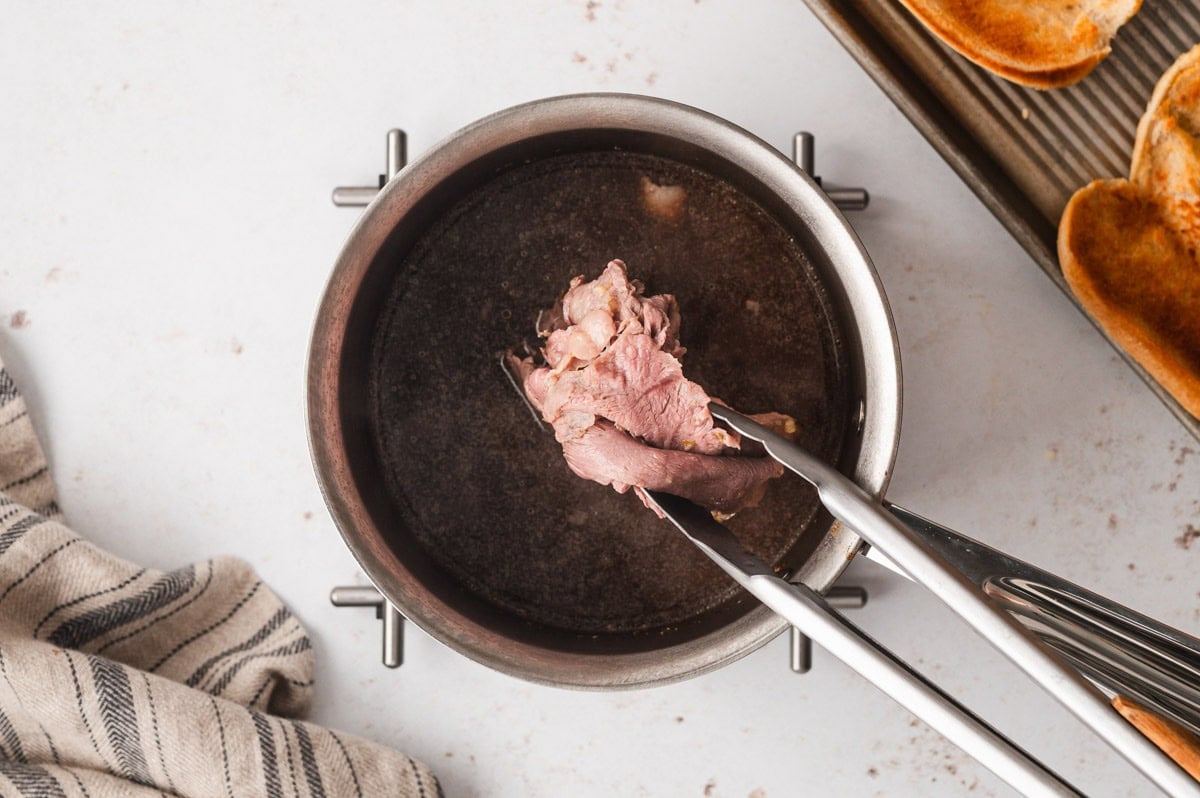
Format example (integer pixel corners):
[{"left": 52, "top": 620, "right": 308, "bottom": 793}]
[
  {"left": 332, "top": 128, "right": 408, "bottom": 207},
  {"left": 789, "top": 584, "right": 867, "bottom": 674},
  {"left": 793, "top": 132, "right": 870, "bottom": 212},
  {"left": 330, "top": 585, "right": 405, "bottom": 669}
]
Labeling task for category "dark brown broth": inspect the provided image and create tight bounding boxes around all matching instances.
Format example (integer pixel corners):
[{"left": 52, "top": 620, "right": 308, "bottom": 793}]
[{"left": 370, "top": 150, "right": 847, "bottom": 634}]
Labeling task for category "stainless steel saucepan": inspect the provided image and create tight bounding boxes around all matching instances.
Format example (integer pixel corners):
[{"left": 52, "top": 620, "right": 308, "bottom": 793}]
[{"left": 309, "top": 93, "right": 898, "bottom": 687}]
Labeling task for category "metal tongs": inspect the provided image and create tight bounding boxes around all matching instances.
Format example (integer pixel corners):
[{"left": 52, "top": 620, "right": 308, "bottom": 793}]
[{"left": 643, "top": 403, "right": 1200, "bottom": 797}]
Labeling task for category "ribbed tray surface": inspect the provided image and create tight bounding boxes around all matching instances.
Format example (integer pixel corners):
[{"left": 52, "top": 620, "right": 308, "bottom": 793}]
[
  {"left": 810, "top": 0, "right": 1200, "bottom": 440},
  {"left": 858, "top": 0, "right": 1199, "bottom": 221}
]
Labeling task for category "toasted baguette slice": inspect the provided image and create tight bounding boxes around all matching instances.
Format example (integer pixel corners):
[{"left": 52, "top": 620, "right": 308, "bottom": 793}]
[
  {"left": 1058, "top": 45, "right": 1200, "bottom": 417},
  {"left": 1131, "top": 47, "right": 1200, "bottom": 199},
  {"left": 899, "top": 0, "right": 1142, "bottom": 88}
]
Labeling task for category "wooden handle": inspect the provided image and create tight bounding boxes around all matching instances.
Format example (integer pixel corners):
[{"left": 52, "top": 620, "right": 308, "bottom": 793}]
[{"left": 1112, "top": 695, "right": 1200, "bottom": 781}]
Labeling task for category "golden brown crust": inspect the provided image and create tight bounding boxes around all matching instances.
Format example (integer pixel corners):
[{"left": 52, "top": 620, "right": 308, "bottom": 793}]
[
  {"left": 969, "top": 53, "right": 1105, "bottom": 90},
  {"left": 1058, "top": 45, "right": 1200, "bottom": 418},
  {"left": 899, "top": 0, "right": 1142, "bottom": 88},
  {"left": 1131, "top": 49, "right": 1200, "bottom": 191}
]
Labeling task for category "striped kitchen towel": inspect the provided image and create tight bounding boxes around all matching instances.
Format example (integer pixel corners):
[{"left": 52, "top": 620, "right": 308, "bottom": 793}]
[{"left": 0, "top": 364, "right": 440, "bottom": 797}]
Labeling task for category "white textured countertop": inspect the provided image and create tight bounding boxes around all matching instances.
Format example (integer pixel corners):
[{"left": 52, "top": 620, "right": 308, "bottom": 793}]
[{"left": 3, "top": 2, "right": 1198, "bottom": 796}]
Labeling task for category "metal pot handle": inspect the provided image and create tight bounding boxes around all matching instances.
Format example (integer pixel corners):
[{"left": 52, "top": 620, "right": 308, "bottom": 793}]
[{"left": 884, "top": 504, "right": 1200, "bottom": 738}]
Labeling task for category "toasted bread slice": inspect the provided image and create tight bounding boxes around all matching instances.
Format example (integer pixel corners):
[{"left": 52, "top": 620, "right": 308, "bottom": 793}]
[
  {"left": 899, "top": 0, "right": 1142, "bottom": 88},
  {"left": 1131, "top": 47, "right": 1200, "bottom": 201},
  {"left": 1058, "top": 45, "right": 1200, "bottom": 417}
]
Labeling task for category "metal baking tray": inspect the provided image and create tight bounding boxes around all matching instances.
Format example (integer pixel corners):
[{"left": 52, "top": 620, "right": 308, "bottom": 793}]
[{"left": 803, "top": 0, "right": 1200, "bottom": 441}]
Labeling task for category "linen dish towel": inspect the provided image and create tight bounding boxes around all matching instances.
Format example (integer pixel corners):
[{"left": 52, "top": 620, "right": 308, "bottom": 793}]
[{"left": 0, "top": 361, "right": 440, "bottom": 797}]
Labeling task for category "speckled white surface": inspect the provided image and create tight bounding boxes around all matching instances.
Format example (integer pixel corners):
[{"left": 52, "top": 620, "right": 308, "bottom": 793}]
[{"left": 2, "top": 2, "right": 1198, "bottom": 796}]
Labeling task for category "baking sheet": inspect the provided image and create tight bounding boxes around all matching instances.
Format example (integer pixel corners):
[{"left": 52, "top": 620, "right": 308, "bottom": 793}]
[{"left": 803, "top": 0, "right": 1200, "bottom": 441}]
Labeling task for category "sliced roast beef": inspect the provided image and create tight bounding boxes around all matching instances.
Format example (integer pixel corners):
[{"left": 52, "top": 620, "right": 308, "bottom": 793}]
[
  {"left": 561, "top": 420, "right": 782, "bottom": 513},
  {"left": 513, "top": 259, "right": 790, "bottom": 514}
]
